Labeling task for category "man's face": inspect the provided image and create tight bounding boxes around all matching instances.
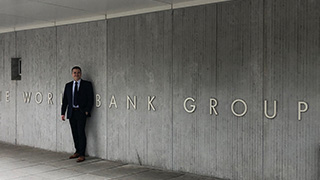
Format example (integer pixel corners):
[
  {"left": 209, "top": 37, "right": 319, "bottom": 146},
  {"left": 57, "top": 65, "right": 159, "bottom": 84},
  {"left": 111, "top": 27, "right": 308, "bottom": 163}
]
[{"left": 72, "top": 69, "right": 81, "bottom": 81}]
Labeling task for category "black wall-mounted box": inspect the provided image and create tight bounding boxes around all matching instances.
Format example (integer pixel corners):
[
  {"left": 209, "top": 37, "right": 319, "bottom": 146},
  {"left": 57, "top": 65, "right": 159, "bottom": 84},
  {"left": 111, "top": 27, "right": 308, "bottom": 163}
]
[{"left": 11, "top": 58, "right": 21, "bottom": 80}]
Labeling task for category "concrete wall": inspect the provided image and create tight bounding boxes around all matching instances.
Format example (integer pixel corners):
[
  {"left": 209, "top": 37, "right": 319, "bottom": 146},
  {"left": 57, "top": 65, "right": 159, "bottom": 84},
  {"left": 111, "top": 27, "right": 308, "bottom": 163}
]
[
  {"left": 16, "top": 28, "right": 57, "bottom": 150},
  {"left": 0, "top": 32, "right": 16, "bottom": 144},
  {"left": 1, "top": 0, "right": 320, "bottom": 179},
  {"left": 173, "top": 1, "right": 264, "bottom": 179},
  {"left": 107, "top": 11, "right": 173, "bottom": 169},
  {"left": 263, "top": 0, "right": 320, "bottom": 179}
]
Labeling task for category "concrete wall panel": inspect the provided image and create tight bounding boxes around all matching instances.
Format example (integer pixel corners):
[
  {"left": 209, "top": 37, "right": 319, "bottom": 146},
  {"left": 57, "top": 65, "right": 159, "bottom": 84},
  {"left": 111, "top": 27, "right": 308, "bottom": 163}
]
[
  {"left": 173, "top": 1, "right": 263, "bottom": 179},
  {"left": 0, "top": 33, "right": 16, "bottom": 144},
  {"left": 107, "top": 11, "right": 173, "bottom": 169},
  {"left": 56, "top": 21, "right": 107, "bottom": 158},
  {"left": 263, "top": 0, "right": 320, "bottom": 179},
  {"left": 172, "top": 4, "right": 219, "bottom": 176},
  {"left": 15, "top": 28, "right": 57, "bottom": 150},
  {"left": 216, "top": 1, "right": 264, "bottom": 179}
]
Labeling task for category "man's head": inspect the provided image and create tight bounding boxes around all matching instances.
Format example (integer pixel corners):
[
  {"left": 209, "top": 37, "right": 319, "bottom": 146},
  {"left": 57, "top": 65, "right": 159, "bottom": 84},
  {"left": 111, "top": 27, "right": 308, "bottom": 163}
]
[{"left": 71, "top": 66, "right": 82, "bottom": 81}]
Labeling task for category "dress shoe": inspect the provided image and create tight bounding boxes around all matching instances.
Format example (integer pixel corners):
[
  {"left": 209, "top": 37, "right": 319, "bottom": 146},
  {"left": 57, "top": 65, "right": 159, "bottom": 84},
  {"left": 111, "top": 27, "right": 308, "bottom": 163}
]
[
  {"left": 69, "top": 153, "right": 80, "bottom": 159},
  {"left": 77, "top": 156, "right": 85, "bottom": 162}
]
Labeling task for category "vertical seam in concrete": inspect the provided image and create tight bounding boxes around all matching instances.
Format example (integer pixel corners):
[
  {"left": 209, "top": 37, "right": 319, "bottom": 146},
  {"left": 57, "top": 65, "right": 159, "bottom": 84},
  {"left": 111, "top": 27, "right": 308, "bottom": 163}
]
[
  {"left": 15, "top": 82, "right": 17, "bottom": 145},
  {"left": 262, "top": 0, "right": 265, "bottom": 179},
  {"left": 2, "top": 37, "right": 3, "bottom": 98},
  {"left": 215, "top": 3, "right": 218, "bottom": 173},
  {"left": 2, "top": 38, "right": 3, "bottom": 105},
  {"left": 105, "top": 19, "right": 108, "bottom": 159},
  {"left": 171, "top": 8, "right": 174, "bottom": 171},
  {"left": 55, "top": 26, "right": 58, "bottom": 152},
  {"left": 14, "top": 31, "right": 17, "bottom": 145}
]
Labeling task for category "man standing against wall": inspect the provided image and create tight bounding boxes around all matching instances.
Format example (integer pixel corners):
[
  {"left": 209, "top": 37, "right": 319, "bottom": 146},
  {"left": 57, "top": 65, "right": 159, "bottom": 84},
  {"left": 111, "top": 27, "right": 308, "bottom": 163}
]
[{"left": 61, "top": 66, "right": 94, "bottom": 162}]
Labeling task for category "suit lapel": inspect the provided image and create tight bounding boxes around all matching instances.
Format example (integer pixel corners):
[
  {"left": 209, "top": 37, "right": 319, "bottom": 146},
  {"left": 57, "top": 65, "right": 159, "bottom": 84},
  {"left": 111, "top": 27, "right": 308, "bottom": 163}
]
[{"left": 68, "top": 81, "right": 73, "bottom": 99}]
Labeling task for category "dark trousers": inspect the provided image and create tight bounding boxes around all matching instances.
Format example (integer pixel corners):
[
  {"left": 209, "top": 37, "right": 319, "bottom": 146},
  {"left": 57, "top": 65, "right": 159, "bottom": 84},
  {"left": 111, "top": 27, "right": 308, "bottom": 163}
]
[{"left": 69, "top": 109, "right": 87, "bottom": 156}]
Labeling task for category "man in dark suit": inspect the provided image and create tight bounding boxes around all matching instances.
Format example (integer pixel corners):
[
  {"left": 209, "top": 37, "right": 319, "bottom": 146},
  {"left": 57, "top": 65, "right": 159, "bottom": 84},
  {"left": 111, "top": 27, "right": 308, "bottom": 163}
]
[{"left": 61, "top": 66, "right": 94, "bottom": 162}]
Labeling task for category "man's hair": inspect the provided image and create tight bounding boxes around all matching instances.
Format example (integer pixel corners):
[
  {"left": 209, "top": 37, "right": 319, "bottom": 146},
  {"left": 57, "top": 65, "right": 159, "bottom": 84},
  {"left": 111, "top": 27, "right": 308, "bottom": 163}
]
[{"left": 71, "top": 66, "right": 82, "bottom": 73}]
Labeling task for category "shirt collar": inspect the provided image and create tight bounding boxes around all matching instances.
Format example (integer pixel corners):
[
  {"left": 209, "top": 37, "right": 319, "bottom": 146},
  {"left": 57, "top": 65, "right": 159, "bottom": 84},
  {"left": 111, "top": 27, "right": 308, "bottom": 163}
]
[{"left": 73, "top": 79, "right": 81, "bottom": 84}]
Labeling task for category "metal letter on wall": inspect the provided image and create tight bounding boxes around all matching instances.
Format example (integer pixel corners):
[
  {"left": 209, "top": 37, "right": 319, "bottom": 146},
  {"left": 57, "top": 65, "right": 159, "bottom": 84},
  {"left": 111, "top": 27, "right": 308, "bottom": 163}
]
[
  {"left": 48, "top": 93, "right": 53, "bottom": 105},
  {"left": 6, "top": 91, "right": 10, "bottom": 102},
  {"left": 231, "top": 99, "right": 248, "bottom": 117},
  {"left": 109, "top": 95, "right": 118, "bottom": 109},
  {"left": 96, "top": 94, "right": 101, "bottom": 108},
  {"left": 148, "top": 96, "right": 156, "bottom": 111},
  {"left": 127, "top": 96, "right": 137, "bottom": 110},
  {"left": 210, "top": 98, "right": 218, "bottom": 115},
  {"left": 264, "top": 100, "right": 277, "bottom": 119},
  {"left": 35, "top": 92, "right": 43, "bottom": 104},
  {"left": 298, "top": 101, "right": 308, "bottom": 121},
  {"left": 184, "top": 97, "right": 196, "bottom": 113},
  {"left": 23, "top": 92, "right": 32, "bottom": 103}
]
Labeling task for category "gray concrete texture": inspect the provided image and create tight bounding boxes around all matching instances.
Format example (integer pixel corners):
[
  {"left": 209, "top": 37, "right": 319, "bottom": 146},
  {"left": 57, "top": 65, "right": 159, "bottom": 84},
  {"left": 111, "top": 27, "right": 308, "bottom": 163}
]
[
  {"left": 0, "top": 32, "right": 16, "bottom": 145},
  {"left": 107, "top": 11, "right": 173, "bottom": 170},
  {"left": 0, "top": 0, "right": 320, "bottom": 179}
]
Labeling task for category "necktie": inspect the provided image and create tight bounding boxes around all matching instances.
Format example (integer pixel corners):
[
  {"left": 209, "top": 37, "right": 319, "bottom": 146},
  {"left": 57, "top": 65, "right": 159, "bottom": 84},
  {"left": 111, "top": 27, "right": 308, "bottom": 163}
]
[{"left": 74, "top": 82, "right": 79, "bottom": 106}]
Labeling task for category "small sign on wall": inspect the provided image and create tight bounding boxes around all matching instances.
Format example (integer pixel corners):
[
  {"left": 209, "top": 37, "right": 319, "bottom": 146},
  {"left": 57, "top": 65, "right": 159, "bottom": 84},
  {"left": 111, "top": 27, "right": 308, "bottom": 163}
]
[{"left": 11, "top": 57, "right": 21, "bottom": 80}]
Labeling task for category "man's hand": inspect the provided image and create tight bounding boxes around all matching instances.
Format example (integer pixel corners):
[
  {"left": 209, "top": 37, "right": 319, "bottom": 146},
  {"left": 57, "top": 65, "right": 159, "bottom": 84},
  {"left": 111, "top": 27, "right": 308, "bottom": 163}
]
[
  {"left": 61, "top": 115, "right": 65, "bottom": 121},
  {"left": 85, "top": 112, "right": 88, "bottom": 116}
]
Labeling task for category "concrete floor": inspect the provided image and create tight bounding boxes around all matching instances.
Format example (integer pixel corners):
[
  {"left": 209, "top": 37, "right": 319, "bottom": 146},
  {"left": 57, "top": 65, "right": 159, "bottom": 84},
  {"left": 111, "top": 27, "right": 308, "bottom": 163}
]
[{"left": 0, "top": 142, "right": 224, "bottom": 180}]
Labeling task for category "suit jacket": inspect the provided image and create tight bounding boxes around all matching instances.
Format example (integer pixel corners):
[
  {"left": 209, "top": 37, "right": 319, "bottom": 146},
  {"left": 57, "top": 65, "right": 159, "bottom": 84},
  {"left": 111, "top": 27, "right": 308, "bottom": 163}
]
[{"left": 61, "top": 79, "right": 94, "bottom": 119}]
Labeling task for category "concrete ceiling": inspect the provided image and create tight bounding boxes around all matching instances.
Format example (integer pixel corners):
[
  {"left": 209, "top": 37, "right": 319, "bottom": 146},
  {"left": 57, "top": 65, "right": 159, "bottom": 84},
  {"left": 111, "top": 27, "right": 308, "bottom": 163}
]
[{"left": 0, "top": 0, "right": 229, "bottom": 33}]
